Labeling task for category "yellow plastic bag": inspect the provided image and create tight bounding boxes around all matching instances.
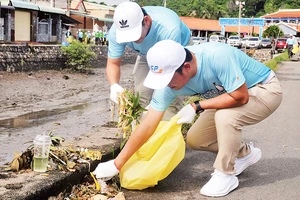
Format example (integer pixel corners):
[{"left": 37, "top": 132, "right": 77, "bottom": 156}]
[
  {"left": 119, "top": 116, "right": 185, "bottom": 190},
  {"left": 292, "top": 44, "right": 299, "bottom": 54}
]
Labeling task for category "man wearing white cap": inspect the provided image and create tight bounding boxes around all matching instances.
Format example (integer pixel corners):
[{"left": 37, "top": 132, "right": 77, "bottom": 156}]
[
  {"left": 94, "top": 40, "right": 282, "bottom": 197},
  {"left": 286, "top": 34, "right": 296, "bottom": 58},
  {"left": 106, "top": 2, "right": 192, "bottom": 119}
]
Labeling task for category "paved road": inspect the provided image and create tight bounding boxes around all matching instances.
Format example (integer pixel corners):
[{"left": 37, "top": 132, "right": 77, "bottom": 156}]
[{"left": 123, "top": 61, "right": 300, "bottom": 200}]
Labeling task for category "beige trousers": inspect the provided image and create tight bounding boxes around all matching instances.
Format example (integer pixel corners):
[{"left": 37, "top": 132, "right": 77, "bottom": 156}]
[
  {"left": 133, "top": 38, "right": 194, "bottom": 120},
  {"left": 186, "top": 76, "right": 283, "bottom": 174}
]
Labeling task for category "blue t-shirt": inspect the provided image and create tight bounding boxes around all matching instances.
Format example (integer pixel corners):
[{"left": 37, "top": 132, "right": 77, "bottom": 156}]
[
  {"left": 78, "top": 31, "right": 83, "bottom": 39},
  {"left": 286, "top": 37, "right": 295, "bottom": 45},
  {"left": 150, "top": 42, "right": 272, "bottom": 111},
  {"left": 107, "top": 6, "right": 191, "bottom": 58}
]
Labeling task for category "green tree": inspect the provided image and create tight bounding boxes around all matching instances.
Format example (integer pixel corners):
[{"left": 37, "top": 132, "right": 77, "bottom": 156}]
[{"left": 262, "top": 25, "right": 284, "bottom": 38}]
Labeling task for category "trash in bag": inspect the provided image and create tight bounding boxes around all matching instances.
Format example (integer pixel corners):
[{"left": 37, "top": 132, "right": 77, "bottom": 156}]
[
  {"left": 292, "top": 44, "right": 299, "bottom": 54},
  {"left": 119, "top": 115, "right": 185, "bottom": 190}
]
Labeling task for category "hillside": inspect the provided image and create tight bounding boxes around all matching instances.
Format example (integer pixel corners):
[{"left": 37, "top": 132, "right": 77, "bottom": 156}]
[{"left": 132, "top": 0, "right": 300, "bottom": 19}]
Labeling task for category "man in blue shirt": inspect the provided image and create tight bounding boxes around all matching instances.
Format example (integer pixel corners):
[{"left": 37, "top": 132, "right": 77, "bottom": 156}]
[
  {"left": 77, "top": 29, "right": 83, "bottom": 42},
  {"left": 93, "top": 40, "right": 282, "bottom": 197},
  {"left": 106, "top": 2, "right": 192, "bottom": 119},
  {"left": 286, "top": 34, "right": 296, "bottom": 58}
]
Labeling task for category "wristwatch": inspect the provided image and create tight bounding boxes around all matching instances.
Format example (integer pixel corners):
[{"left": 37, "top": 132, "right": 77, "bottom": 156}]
[{"left": 194, "top": 101, "right": 204, "bottom": 114}]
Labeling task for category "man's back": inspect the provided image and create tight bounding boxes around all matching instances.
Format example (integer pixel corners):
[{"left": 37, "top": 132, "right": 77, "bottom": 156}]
[{"left": 107, "top": 6, "right": 190, "bottom": 59}]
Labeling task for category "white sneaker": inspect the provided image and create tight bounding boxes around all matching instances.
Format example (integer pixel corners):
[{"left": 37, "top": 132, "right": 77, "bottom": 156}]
[
  {"left": 234, "top": 142, "right": 262, "bottom": 176},
  {"left": 200, "top": 169, "right": 239, "bottom": 197}
]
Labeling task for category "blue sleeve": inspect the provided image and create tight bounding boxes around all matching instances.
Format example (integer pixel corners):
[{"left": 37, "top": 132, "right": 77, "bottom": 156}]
[
  {"left": 107, "top": 25, "right": 126, "bottom": 59},
  {"left": 150, "top": 88, "right": 176, "bottom": 111}
]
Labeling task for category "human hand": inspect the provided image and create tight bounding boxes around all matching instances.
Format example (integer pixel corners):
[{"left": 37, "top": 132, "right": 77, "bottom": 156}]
[
  {"left": 93, "top": 160, "right": 120, "bottom": 181},
  {"left": 176, "top": 104, "right": 196, "bottom": 124},
  {"left": 110, "top": 84, "right": 124, "bottom": 104}
]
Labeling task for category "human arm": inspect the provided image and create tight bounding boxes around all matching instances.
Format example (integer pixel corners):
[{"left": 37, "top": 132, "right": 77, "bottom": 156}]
[
  {"left": 93, "top": 107, "right": 164, "bottom": 179},
  {"left": 106, "top": 57, "right": 124, "bottom": 103},
  {"left": 192, "top": 82, "right": 249, "bottom": 110},
  {"left": 114, "top": 107, "right": 164, "bottom": 169},
  {"left": 177, "top": 83, "right": 249, "bottom": 124},
  {"left": 106, "top": 57, "right": 122, "bottom": 86}
]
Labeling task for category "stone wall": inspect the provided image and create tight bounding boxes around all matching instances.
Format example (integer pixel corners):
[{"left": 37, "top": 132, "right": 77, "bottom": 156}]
[
  {"left": 247, "top": 49, "right": 273, "bottom": 63},
  {"left": 0, "top": 44, "right": 273, "bottom": 72},
  {"left": 0, "top": 45, "right": 138, "bottom": 72}
]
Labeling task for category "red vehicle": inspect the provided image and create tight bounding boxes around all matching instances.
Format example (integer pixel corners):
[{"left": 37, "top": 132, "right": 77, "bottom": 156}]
[{"left": 275, "top": 38, "right": 287, "bottom": 53}]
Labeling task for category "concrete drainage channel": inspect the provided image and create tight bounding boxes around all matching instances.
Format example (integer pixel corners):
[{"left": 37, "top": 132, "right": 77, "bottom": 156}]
[{"left": 0, "top": 126, "right": 122, "bottom": 200}]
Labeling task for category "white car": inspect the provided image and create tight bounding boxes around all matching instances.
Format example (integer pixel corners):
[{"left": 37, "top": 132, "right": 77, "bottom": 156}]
[
  {"left": 209, "top": 35, "right": 226, "bottom": 43},
  {"left": 246, "top": 37, "right": 262, "bottom": 49},
  {"left": 241, "top": 37, "right": 250, "bottom": 48},
  {"left": 227, "top": 36, "right": 242, "bottom": 48},
  {"left": 192, "top": 36, "right": 207, "bottom": 44}
]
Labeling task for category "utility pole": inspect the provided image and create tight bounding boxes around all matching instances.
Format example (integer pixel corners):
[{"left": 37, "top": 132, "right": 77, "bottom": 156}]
[{"left": 236, "top": 1, "right": 245, "bottom": 37}]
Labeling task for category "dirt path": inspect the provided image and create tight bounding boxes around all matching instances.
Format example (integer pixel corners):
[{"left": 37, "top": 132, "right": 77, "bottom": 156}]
[{"left": 0, "top": 65, "right": 134, "bottom": 165}]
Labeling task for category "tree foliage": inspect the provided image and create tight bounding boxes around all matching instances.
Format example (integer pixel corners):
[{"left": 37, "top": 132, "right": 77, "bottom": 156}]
[
  {"left": 262, "top": 25, "right": 284, "bottom": 38},
  {"left": 134, "top": 0, "right": 300, "bottom": 19}
]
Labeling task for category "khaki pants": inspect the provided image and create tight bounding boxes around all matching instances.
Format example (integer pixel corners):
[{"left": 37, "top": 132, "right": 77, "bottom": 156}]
[
  {"left": 133, "top": 38, "right": 194, "bottom": 120},
  {"left": 186, "top": 76, "right": 283, "bottom": 174}
]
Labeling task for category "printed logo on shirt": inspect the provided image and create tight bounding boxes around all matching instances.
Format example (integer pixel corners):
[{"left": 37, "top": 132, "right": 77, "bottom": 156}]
[
  {"left": 119, "top": 19, "right": 129, "bottom": 28},
  {"left": 150, "top": 65, "right": 163, "bottom": 73},
  {"left": 231, "top": 76, "right": 239, "bottom": 85},
  {"left": 152, "top": 98, "right": 159, "bottom": 104}
]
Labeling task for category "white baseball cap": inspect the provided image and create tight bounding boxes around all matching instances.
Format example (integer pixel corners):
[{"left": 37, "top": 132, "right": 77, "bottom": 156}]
[
  {"left": 113, "top": 2, "right": 143, "bottom": 43},
  {"left": 143, "top": 40, "right": 186, "bottom": 90}
]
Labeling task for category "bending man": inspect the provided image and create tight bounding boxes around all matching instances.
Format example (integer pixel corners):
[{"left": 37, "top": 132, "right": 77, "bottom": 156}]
[
  {"left": 95, "top": 40, "right": 282, "bottom": 197},
  {"left": 106, "top": 2, "right": 192, "bottom": 119}
]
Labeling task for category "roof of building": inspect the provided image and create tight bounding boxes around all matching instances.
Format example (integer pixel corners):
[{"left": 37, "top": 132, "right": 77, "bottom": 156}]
[
  {"left": 8, "top": 0, "right": 39, "bottom": 11},
  {"left": 261, "top": 9, "right": 300, "bottom": 19},
  {"left": 277, "top": 22, "right": 300, "bottom": 32},
  {"left": 70, "top": 0, "right": 114, "bottom": 22},
  {"left": 39, "top": 5, "right": 66, "bottom": 15},
  {"left": 180, "top": 16, "right": 261, "bottom": 34}
]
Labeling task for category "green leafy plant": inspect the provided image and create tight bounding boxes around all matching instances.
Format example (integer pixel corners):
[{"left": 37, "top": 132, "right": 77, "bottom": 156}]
[
  {"left": 117, "top": 89, "right": 147, "bottom": 149},
  {"left": 61, "top": 40, "right": 96, "bottom": 72}
]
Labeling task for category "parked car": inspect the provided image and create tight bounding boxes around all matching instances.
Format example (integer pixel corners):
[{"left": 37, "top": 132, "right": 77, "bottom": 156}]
[
  {"left": 192, "top": 36, "right": 207, "bottom": 44},
  {"left": 261, "top": 38, "right": 272, "bottom": 48},
  {"left": 246, "top": 37, "right": 262, "bottom": 49},
  {"left": 275, "top": 38, "right": 287, "bottom": 53},
  {"left": 227, "top": 36, "right": 242, "bottom": 48},
  {"left": 209, "top": 35, "right": 226, "bottom": 43},
  {"left": 241, "top": 37, "right": 250, "bottom": 48}
]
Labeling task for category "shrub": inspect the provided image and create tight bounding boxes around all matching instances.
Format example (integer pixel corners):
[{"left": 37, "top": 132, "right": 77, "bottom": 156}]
[{"left": 61, "top": 40, "right": 96, "bottom": 72}]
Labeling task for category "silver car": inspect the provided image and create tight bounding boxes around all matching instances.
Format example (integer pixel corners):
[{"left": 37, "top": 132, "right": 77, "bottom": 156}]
[{"left": 246, "top": 37, "right": 262, "bottom": 49}]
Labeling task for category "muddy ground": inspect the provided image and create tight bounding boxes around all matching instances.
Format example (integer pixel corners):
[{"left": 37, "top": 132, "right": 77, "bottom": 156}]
[{"left": 0, "top": 64, "right": 135, "bottom": 165}]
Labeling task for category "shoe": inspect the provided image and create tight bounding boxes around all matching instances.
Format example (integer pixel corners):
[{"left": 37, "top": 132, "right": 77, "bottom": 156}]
[
  {"left": 200, "top": 169, "right": 239, "bottom": 197},
  {"left": 234, "top": 142, "right": 262, "bottom": 176}
]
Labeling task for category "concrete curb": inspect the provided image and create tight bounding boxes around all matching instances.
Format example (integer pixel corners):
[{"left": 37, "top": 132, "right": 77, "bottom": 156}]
[{"left": 0, "top": 126, "right": 122, "bottom": 199}]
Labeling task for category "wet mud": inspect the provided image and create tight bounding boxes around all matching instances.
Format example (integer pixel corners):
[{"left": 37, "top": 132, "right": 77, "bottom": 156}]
[{"left": 0, "top": 65, "right": 134, "bottom": 165}]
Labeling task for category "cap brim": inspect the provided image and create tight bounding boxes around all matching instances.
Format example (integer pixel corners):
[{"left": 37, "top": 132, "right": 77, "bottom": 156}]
[
  {"left": 116, "top": 24, "right": 142, "bottom": 43},
  {"left": 143, "top": 70, "right": 176, "bottom": 90}
]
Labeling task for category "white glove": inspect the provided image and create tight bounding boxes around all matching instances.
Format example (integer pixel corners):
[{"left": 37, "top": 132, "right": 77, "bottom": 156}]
[
  {"left": 176, "top": 104, "right": 196, "bottom": 124},
  {"left": 93, "top": 160, "right": 120, "bottom": 181},
  {"left": 110, "top": 83, "right": 124, "bottom": 104}
]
